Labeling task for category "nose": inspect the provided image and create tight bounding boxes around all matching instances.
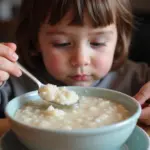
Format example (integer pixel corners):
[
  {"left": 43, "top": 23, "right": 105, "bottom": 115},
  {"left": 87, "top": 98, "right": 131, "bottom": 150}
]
[{"left": 70, "top": 47, "right": 91, "bottom": 67}]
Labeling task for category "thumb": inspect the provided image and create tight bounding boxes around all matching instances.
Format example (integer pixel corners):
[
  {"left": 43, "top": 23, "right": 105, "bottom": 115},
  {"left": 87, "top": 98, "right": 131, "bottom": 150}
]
[
  {"left": 134, "top": 82, "right": 150, "bottom": 105},
  {"left": 3, "top": 42, "right": 17, "bottom": 51}
]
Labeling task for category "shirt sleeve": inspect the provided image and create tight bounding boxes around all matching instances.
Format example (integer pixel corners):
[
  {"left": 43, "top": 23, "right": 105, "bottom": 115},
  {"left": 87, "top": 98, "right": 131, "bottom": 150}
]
[{"left": 0, "top": 80, "right": 13, "bottom": 118}]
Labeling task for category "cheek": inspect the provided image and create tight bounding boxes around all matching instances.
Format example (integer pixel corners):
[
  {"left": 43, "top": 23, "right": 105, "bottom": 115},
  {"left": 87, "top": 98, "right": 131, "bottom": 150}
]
[
  {"left": 38, "top": 35, "right": 68, "bottom": 76},
  {"left": 93, "top": 54, "right": 114, "bottom": 75},
  {"left": 42, "top": 52, "right": 66, "bottom": 75}
]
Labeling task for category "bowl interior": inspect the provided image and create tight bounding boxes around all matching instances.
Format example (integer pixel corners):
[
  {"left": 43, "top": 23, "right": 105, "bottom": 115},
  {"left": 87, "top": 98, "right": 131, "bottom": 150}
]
[{"left": 6, "top": 87, "right": 140, "bottom": 120}]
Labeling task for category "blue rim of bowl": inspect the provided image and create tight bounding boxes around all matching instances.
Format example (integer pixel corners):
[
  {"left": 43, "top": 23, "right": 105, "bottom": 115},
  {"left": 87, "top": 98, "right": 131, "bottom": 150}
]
[{"left": 5, "top": 87, "right": 142, "bottom": 135}]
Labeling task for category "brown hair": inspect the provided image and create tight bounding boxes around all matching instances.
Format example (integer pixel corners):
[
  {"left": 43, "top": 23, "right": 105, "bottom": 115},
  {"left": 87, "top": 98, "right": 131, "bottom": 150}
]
[{"left": 16, "top": 0, "right": 133, "bottom": 75}]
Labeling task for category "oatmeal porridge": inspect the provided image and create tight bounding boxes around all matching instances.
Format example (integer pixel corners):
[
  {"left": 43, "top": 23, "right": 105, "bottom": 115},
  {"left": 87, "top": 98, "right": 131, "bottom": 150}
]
[
  {"left": 38, "top": 84, "right": 79, "bottom": 105},
  {"left": 15, "top": 96, "right": 129, "bottom": 130}
]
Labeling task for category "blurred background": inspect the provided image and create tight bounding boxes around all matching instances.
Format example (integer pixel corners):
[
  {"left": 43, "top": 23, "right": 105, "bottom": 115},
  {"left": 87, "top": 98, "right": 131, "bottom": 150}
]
[
  {"left": 0, "top": 0, "right": 21, "bottom": 42},
  {"left": 0, "top": 0, "right": 150, "bottom": 64}
]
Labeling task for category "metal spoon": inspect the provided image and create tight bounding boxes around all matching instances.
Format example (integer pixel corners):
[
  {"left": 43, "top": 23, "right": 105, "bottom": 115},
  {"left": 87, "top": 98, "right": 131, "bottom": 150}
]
[
  {"left": 16, "top": 62, "right": 79, "bottom": 109},
  {"left": 17, "top": 62, "right": 44, "bottom": 87}
]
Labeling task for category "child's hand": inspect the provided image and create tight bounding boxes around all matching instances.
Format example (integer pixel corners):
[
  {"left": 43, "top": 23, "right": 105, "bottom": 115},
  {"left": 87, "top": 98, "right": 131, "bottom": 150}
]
[
  {"left": 0, "top": 43, "right": 22, "bottom": 86},
  {"left": 134, "top": 82, "right": 150, "bottom": 125}
]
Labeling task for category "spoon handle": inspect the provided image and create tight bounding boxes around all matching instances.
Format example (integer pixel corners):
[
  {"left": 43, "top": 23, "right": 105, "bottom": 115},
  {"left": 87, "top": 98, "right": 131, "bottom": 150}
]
[{"left": 16, "top": 62, "right": 43, "bottom": 88}]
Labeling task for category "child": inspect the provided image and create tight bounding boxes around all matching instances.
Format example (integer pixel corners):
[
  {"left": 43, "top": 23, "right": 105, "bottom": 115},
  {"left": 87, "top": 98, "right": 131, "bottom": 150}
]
[{"left": 0, "top": 0, "right": 150, "bottom": 125}]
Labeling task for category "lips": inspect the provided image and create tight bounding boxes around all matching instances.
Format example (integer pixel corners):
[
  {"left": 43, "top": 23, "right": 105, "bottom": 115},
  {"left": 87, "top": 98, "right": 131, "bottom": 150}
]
[{"left": 70, "top": 75, "right": 90, "bottom": 81}]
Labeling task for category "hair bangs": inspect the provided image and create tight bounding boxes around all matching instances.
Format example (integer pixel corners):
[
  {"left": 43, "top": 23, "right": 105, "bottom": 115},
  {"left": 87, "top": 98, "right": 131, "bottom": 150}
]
[
  {"left": 85, "top": 0, "right": 115, "bottom": 27},
  {"left": 40, "top": 0, "right": 115, "bottom": 27}
]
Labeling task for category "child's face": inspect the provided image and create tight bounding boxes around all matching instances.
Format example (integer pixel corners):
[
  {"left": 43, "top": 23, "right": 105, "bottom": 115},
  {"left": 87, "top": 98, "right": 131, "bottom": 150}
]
[{"left": 38, "top": 12, "right": 117, "bottom": 86}]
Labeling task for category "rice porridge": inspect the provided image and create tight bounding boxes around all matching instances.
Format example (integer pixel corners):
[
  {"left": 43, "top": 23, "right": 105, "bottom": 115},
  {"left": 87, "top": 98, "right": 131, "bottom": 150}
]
[
  {"left": 38, "top": 85, "right": 79, "bottom": 105},
  {"left": 15, "top": 96, "right": 129, "bottom": 130}
]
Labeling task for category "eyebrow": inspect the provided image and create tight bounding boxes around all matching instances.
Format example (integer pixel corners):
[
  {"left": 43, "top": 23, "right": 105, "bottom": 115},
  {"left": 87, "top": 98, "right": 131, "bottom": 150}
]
[{"left": 88, "top": 31, "right": 114, "bottom": 36}]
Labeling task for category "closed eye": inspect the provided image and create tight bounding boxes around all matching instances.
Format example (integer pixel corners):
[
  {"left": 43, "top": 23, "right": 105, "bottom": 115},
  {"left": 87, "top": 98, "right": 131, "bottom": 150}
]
[
  {"left": 90, "top": 42, "right": 106, "bottom": 47},
  {"left": 53, "top": 43, "right": 71, "bottom": 47}
]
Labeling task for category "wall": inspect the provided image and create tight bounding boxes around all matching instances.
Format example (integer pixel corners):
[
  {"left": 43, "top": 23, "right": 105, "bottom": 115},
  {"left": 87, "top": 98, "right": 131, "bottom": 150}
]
[{"left": 131, "top": 0, "right": 150, "bottom": 13}]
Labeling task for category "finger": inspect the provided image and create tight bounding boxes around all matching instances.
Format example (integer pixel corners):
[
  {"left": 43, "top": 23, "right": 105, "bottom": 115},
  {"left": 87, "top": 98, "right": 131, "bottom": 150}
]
[
  {"left": 134, "top": 82, "right": 150, "bottom": 105},
  {"left": 0, "top": 57, "right": 22, "bottom": 77},
  {"left": 3, "top": 43, "right": 17, "bottom": 51},
  {"left": 0, "top": 70, "right": 9, "bottom": 83},
  {"left": 0, "top": 44, "right": 18, "bottom": 62},
  {"left": 139, "top": 106, "right": 150, "bottom": 125}
]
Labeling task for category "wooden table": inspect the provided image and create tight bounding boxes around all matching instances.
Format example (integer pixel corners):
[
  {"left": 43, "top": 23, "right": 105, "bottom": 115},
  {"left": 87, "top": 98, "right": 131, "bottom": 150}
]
[{"left": 0, "top": 119, "right": 10, "bottom": 137}]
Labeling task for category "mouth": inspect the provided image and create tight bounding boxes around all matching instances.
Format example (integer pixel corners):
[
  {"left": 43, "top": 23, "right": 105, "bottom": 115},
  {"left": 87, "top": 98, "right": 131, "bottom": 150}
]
[{"left": 70, "top": 74, "right": 91, "bottom": 81}]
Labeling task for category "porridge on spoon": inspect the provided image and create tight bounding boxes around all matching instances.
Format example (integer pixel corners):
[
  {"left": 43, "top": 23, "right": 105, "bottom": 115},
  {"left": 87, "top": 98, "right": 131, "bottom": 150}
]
[{"left": 38, "top": 84, "right": 79, "bottom": 106}]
